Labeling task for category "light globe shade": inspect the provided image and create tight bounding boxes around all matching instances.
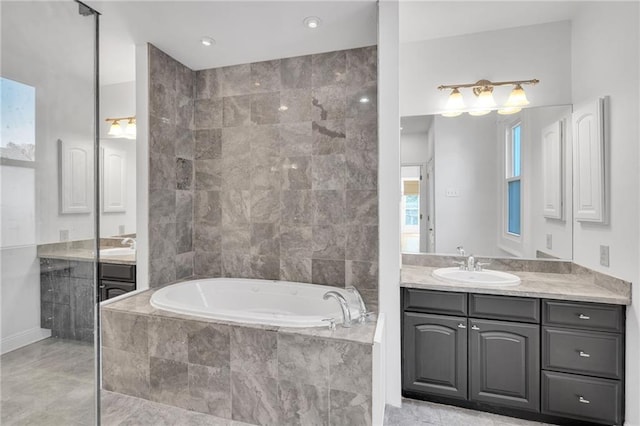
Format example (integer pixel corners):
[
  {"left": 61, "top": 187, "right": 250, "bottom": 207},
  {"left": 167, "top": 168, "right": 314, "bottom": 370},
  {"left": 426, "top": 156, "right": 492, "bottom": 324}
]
[
  {"left": 476, "top": 88, "right": 496, "bottom": 109},
  {"left": 497, "top": 107, "right": 522, "bottom": 115},
  {"left": 441, "top": 111, "right": 463, "bottom": 118},
  {"left": 468, "top": 109, "right": 492, "bottom": 117},
  {"left": 505, "top": 84, "right": 530, "bottom": 107},
  {"left": 446, "top": 88, "right": 465, "bottom": 110},
  {"left": 125, "top": 118, "right": 136, "bottom": 136},
  {"left": 108, "top": 120, "right": 123, "bottom": 136}
]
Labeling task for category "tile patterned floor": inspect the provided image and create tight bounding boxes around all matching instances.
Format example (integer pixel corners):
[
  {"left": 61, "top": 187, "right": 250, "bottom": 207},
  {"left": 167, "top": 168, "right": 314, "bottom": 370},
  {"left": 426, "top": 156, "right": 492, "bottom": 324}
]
[
  {"left": 384, "top": 398, "right": 558, "bottom": 426},
  {"left": 3, "top": 338, "right": 556, "bottom": 426}
]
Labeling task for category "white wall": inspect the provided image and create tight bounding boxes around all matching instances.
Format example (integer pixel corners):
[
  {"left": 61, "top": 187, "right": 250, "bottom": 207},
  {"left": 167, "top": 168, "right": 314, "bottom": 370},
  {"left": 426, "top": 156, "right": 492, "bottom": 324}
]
[
  {"left": 569, "top": 3, "right": 640, "bottom": 425},
  {"left": 400, "top": 20, "right": 572, "bottom": 116},
  {"left": 526, "top": 105, "right": 573, "bottom": 259},
  {"left": 378, "top": 0, "right": 402, "bottom": 408},
  {"left": 433, "top": 114, "right": 499, "bottom": 256}
]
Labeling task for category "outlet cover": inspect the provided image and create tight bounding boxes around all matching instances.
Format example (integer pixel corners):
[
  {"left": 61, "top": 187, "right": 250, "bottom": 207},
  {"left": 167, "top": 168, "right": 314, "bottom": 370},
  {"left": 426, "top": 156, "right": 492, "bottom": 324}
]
[
  {"left": 600, "top": 245, "right": 610, "bottom": 267},
  {"left": 60, "top": 229, "right": 69, "bottom": 242},
  {"left": 546, "top": 234, "right": 552, "bottom": 250},
  {"left": 445, "top": 188, "right": 459, "bottom": 197}
]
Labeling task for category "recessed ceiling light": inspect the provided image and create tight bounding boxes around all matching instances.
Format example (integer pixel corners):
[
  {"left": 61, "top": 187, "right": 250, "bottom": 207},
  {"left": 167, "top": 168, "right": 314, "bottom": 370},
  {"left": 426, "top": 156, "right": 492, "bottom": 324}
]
[
  {"left": 303, "top": 16, "right": 321, "bottom": 29},
  {"left": 200, "top": 37, "right": 215, "bottom": 47},
  {"left": 359, "top": 96, "right": 370, "bottom": 104}
]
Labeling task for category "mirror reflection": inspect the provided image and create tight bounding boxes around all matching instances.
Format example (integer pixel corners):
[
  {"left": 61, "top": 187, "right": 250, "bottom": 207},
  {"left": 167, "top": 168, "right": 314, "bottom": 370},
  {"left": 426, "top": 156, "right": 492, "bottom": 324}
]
[{"left": 401, "top": 105, "right": 573, "bottom": 260}]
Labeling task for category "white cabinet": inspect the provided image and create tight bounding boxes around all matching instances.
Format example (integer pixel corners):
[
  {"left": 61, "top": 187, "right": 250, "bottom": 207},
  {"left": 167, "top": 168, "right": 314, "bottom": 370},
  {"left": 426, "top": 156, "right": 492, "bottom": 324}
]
[
  {"left": 572, "top": 98, "right": 607, "bottom": 223},
  {"left": 101, "top": 147, "right": 127, "bottom": 213},
  {"left": 542, "top": 120, "right": 564, "bottom": 220},
  {"left": 59, "top": 139, "right": 92, "bottom": 214}
]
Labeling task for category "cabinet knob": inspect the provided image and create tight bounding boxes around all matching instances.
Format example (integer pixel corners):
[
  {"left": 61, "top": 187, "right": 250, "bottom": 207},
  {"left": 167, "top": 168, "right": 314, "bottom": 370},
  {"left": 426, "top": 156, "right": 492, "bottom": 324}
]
[
  {"left": 578, "top": 351, "right": 591, "bottom": 358},
  {"left": 457, "top": 323, "right": 466, "bottom": 329},
  {"left": 578, "top": 396, "right": 590, "bottom": 404},
  {"left": 471, "top": 325, "right": 480, "bottom": 330},
  {"left": 578, "top": 313, "right": 590, "bottom": 320}
]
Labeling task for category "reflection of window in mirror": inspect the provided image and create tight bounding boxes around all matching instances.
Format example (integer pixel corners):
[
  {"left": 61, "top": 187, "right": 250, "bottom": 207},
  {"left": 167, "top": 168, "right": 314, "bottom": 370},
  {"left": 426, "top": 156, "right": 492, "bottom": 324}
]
[
  {"left": 505, "top": 121, "right": 522, "bottom": 237},
  {"left": 1, "top": 77, "right": 36, "bottom": 163}
]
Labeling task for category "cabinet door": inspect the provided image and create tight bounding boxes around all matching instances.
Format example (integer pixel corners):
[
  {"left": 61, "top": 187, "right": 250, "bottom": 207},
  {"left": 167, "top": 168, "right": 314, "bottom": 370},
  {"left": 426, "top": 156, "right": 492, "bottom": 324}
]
[
  {"left": 469, "top": 319, "right": 540, "bottom": 411},
  {"left": 403, "top": 312, "right": 467, "bottom": 400}
]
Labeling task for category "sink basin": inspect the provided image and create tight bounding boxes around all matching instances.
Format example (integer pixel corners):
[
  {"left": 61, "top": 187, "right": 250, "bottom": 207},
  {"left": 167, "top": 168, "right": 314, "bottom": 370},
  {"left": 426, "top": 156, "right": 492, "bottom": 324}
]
[
  {"left": 432, "top": 267, "right": 521, "bottom": 286},
  {"left": 99, "top": 247, "right": 135, "bottom": 258}
]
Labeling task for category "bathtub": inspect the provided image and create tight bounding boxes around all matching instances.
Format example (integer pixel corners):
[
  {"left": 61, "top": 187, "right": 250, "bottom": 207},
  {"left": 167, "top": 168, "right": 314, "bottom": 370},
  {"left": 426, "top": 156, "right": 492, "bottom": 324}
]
[{"left": 150, "top": 278, "right": 364, "bottom": 328}]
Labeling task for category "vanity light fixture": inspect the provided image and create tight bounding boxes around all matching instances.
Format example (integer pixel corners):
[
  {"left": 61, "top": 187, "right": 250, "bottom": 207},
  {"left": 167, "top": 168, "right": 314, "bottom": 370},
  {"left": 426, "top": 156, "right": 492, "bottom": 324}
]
[
  {"left": 200, "top": 36, "right": 215, "bottom": 47},
  {"left": 106, "top": 116, "right": 136, "bottom": 139},
  {"left": 438, "top": 78, "right": 539, "bottom": 117},
  {"left": 303, "top": 16, "right": 321, "bottom": 29}
]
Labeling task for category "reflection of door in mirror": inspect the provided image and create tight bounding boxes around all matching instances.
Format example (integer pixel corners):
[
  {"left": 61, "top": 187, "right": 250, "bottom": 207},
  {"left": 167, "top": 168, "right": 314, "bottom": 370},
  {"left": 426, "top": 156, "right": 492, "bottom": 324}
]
[{"left": 401, "top": 165, "right": 423, "bottom": 253}]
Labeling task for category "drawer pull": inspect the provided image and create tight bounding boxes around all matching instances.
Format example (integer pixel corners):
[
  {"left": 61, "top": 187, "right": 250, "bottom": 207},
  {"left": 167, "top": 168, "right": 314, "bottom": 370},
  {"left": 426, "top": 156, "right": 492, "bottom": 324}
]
[
  {"left": 457, "top": 323, "right": 466, "bottom": 329},
  {"left": 578, "top": 396, "right": 590, "bottom": 404},
  {"left": 578, "top": 313, "right": 590, "bottom": 320},
  {"left": 579, "top": 351, "right": 591, "bottom": 358},
  {"left": 471, "top": 325, "right": 480, "bottom": 330}
]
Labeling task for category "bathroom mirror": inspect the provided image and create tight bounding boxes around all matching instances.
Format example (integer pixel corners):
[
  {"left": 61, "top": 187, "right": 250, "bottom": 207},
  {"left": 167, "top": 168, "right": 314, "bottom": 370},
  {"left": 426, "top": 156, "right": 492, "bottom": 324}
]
[{"left": 400, "top": 104, "right": 573, "bottom": 260}]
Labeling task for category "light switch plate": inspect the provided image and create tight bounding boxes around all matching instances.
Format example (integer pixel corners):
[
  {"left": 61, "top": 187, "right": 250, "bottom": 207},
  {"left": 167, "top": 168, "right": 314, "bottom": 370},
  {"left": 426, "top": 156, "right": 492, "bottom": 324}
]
[
  {"left": 546, "top": 234, "right": 552, "bottom": 250},
  {"left": 60, "top": 229, "right": 69, "bottom": 242},
  {"left": 600, "top": 245, "right": 610, "bottom": 267}
]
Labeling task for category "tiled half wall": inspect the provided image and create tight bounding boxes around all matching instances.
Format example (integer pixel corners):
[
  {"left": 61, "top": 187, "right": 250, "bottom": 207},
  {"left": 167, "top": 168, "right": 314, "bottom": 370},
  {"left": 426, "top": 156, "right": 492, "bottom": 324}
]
[
  {"left": 148, "top": 44, "right": 379, "bottom": 308},
  {"left": 102, "top": 307, "right": 373, "bottom": 425}
]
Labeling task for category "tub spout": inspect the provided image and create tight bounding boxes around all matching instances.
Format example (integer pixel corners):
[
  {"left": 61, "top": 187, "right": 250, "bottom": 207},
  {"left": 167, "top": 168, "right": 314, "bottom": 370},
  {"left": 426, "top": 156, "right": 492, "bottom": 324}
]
[
  {"left": 346, "top": 286, "right": 369, "bottom": 323},
  {"left": 323, "top": 291, "right": 352, "bottom": 328}
]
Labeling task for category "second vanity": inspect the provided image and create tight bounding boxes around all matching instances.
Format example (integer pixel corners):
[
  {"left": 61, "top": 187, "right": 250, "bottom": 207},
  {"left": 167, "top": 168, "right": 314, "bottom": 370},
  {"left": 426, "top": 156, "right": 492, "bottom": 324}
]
[{"left": 401, "top": 259, "right": 631, "bottom": 426}]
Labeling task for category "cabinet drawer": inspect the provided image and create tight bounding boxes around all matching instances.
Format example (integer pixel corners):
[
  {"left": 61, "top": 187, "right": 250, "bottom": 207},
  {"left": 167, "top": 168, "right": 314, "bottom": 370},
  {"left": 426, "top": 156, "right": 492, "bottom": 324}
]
[
  {"left": 100, "top": 280, "right": 136, "bottom": 301},
  {"left": 403, "top": 289, "right": 467, "bottom": 316},
  {"left": 100, "top": 263, "right": 136, "bottom": 282},
  {"left": 542, "top": 371, "right": 622, "bottom": 425},
  {"left": 542, "top": 327, "right": 622, "bottom": 380},
  {"left": 543, "top": 300, "right": 623, "bottom": 332},
  {"left": 469, "top": 294, "right": 540, "bottom": 323}
]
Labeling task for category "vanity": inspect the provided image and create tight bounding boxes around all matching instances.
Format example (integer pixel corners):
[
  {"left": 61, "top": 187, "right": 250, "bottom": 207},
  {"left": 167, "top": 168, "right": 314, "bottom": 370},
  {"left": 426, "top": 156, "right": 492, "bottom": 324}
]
[{"left": 401, "top": 259, "right": 630, "bottom": 425}]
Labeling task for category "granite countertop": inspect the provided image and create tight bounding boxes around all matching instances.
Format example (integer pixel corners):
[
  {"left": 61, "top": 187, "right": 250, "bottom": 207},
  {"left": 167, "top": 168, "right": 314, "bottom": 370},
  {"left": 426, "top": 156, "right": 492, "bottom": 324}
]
[
  {"left": 102, "top": 288, "right": 379, "bottom": 345},
  {"left": 37, "top": 240, "right": 136, "bottom": 265},
  {"left": 401, "top": 265, "right": 631, "bottom": 305}
]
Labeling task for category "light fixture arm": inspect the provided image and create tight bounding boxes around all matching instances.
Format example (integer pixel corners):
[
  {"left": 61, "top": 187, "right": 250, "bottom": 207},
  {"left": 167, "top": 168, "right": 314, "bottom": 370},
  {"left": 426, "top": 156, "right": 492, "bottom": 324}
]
[
  {"left": 105, "top": 116, "right": 135, "bottom": 123},
  {"left": 437, "top": 78, "right": 539, "bottom": 91}
]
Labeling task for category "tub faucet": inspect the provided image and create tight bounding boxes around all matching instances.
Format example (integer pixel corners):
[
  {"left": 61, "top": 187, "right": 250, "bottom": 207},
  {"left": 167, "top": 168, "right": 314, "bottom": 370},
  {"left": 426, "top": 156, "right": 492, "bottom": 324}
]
[
  {"left": 121, "top": 238, "right": 136, "bottom": 250},
  {"left": 323, "top": 291, "right": 352, "bottom": 328},
  {"left": 456, "top": 245, "right": 465, "bottom": 257},
  {"left": 346, "top": 287, "right": 373, "bottom": 323}
]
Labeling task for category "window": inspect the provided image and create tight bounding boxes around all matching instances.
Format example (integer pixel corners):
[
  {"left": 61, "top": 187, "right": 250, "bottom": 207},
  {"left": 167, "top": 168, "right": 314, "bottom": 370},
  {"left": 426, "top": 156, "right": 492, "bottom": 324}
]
[
  {"left": 404, "top": 195, "right": 419, "bottom": 226},
  {"left": 506, "top": 123, "right": 522, "bottom": 236},
  {"left": 1, "top": 77, "right": 36, "bottom": 162}
]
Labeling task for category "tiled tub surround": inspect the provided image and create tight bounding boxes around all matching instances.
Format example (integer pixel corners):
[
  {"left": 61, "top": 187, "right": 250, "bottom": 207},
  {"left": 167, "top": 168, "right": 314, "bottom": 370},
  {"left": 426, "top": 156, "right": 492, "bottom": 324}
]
[
  {"left": 401, "top": 254, "right": 631, "bottom": 305},
  {"left": 148, "top": 44, "right": 379, "bottom": 309},
  {"left": 101, "top": 290, "right": 377, "bottom": 426}
]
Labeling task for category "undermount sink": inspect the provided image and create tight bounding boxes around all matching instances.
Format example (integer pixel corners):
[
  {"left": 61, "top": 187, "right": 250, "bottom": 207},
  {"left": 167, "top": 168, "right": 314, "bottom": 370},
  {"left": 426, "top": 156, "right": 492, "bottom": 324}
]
[
  {"left": 99, "top": 247, "right": 136, "bottom": 257},
  {"left": 432, "top": 267, "right": 521, "bottom": 286}
]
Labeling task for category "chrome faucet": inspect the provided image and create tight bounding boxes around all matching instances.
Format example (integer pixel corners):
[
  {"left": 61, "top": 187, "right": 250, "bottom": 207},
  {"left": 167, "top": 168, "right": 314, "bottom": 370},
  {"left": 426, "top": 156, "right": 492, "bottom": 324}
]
[
  {"left": 121, "top": 238, "right": 136, "bottom": 250},
  {"left": 467, "top": 254, "right": 475, "bottom": 271},
  {"left": 346, "top": 287, "right": 373, "bottom": 323},
  {"left": 456, "top": 245, "right": 465, "bottom": 256},
  {"left": 323, "top": 291, "right": 352, "bottom": 328}
]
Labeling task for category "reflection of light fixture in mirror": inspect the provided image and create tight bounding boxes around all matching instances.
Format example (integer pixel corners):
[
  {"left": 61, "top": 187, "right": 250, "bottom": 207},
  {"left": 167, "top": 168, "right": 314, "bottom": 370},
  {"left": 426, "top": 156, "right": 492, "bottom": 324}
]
[
  {"left": 106, "top": 116, "right": 136, "bottom": 139},
  {"left": 125, "top": 118, "right": 136, "bottom": 136},
  {"left": 303, "top": 16, "right": 321, "bottom": 29},
  {"left": 498, "top": 84, "right": 530, "bottom": 115},
  {"left": 438, "top": 78, "right": 538, "bottom": 117}
]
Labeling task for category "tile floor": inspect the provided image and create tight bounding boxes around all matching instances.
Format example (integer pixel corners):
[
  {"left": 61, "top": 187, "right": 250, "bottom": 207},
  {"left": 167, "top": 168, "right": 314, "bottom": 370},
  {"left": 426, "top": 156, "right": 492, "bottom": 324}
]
[{"left": 2, "top": 338, "right": 555, "bottom": 426}]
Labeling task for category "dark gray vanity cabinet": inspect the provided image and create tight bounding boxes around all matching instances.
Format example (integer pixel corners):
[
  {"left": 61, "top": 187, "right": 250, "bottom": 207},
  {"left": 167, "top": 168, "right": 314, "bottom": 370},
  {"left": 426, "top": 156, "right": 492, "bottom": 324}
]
[
  {"left": 99, "top": 263, "right": 136, "bottom": 301},
  {"left": 402, "top": 288, "right": 626, "bottom": 425},
  {"left": 469, "top": 319, "right": 540, "bottom": 411},
  {"left": 403, "top": 312, "right": 468, "bottom": 400}
]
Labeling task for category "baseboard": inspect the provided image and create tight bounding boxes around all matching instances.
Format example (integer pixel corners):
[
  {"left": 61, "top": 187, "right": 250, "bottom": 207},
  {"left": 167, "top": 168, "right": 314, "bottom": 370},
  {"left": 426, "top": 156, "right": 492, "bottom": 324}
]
[{"left": 1, "top": 327, "right": 51, "bottom": 355}]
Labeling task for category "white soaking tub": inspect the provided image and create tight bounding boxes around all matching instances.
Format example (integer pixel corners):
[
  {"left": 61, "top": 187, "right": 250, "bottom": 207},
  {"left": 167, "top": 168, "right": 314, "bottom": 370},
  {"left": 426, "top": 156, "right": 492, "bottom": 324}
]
[{"left": 150, "top": 278, "right": 363, "bottom": 327}]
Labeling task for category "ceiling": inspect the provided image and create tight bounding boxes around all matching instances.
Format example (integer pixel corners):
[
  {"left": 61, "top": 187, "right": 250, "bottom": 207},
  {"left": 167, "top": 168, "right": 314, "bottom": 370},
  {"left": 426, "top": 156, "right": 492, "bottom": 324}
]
[
  {"left": 400, "top": 1, "right": 580, "bottom": 43},
  {"left": 89, "top": 1, "right": 378, "bottom": 85}
]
